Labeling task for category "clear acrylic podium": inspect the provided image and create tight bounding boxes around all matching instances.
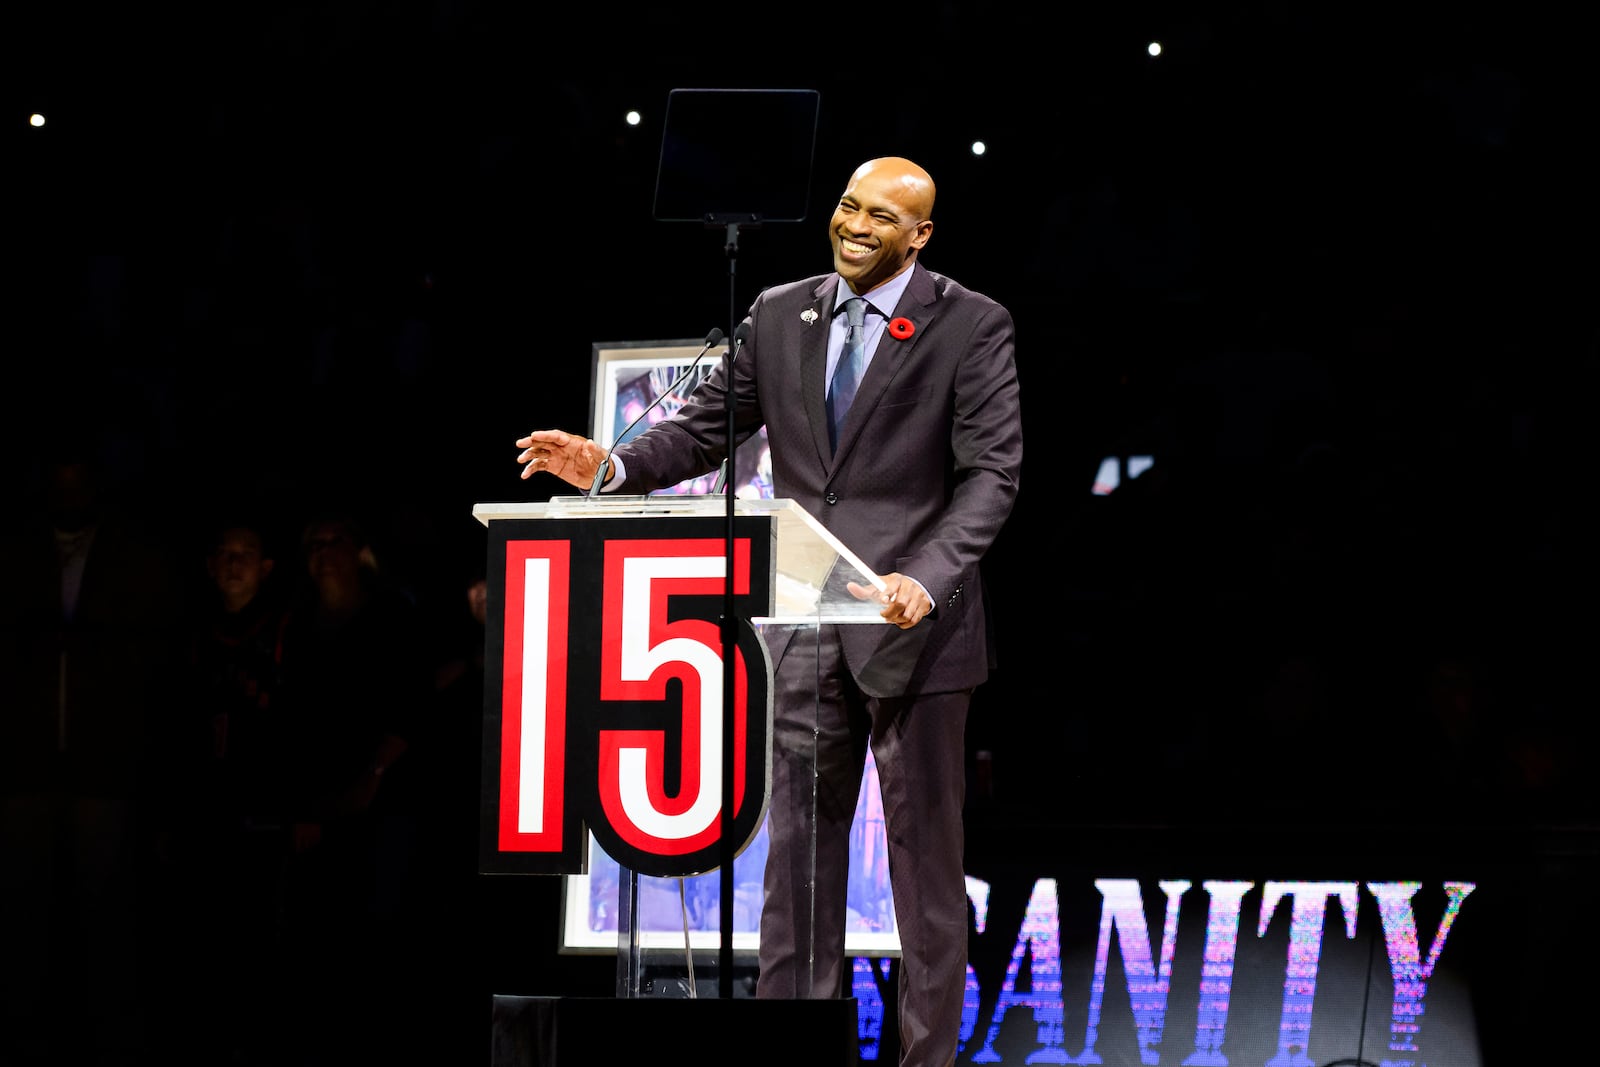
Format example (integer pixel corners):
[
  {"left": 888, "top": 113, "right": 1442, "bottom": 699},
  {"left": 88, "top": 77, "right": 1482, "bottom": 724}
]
[
  {"left": 474, "top": 494, "right": 889, "bottom": 624},
  {"left": 473, "top": 493, "right": 888, "bottom": 1021}
]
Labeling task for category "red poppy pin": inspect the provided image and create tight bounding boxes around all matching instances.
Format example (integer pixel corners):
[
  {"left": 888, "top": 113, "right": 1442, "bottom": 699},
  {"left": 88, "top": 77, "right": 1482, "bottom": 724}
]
[{"left": 888, "top": 317, "right": 915, "bottom": 340}]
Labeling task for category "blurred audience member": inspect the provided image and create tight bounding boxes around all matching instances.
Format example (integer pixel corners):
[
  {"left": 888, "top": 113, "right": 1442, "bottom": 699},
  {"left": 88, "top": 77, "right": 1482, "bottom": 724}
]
[
  {"left": 272, "top": 507, "right": 429, "bottom": 1064},
  {"left": 0, "top": 438, "right": 183, "bottom": 1066},
  {"left": 166, "top": 513, "right": 295, "bottom": 1065},
  {"left": 402, "top": 562, "right": 493, "bottom": 1059}
]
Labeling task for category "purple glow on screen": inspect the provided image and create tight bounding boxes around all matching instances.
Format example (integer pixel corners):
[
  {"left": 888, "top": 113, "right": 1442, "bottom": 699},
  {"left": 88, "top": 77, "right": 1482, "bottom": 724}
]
[
  {"left": 851, "top": 876, "right": 1478, "bottom": 1064},
  {"left": 1188, "top": 880, "right": 1254, "bottom": 1064},
  {"left": 1370, "top": 881, "right": 1474, "bottom": 1067},
  {"left": 1259, "top": 881, "right": 1360, "bottom": 1066}
]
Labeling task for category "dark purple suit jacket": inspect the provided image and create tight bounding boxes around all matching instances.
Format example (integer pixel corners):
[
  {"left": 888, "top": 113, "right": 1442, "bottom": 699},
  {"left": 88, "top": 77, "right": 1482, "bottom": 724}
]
[{"left": 614, "top": 261, "right": 1023, "bottom": 697}]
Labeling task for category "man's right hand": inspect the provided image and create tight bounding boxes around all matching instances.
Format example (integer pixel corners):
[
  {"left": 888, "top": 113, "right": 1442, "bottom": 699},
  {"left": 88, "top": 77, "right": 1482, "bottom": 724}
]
[{"left": 516, "top": 429, "right": 607, "bottom": 489}]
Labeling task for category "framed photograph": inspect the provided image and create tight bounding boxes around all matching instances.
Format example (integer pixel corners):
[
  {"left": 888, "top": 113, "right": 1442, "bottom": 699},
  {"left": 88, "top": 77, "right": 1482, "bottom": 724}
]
[{"left": 588, "top": 337, "right": 772, "bottom": 499}]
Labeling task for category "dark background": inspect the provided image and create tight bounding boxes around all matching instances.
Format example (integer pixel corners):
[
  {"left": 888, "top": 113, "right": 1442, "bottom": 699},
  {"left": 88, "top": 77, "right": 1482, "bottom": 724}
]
[{"left": 7, "top": 2, "right": 1597, "bottom": 1061}]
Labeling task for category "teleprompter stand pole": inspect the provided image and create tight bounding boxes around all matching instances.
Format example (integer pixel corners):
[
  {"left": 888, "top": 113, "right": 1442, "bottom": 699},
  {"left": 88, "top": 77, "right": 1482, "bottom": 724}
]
[{"left": 714, "top": 212, "right": 758, "bottom": 998}]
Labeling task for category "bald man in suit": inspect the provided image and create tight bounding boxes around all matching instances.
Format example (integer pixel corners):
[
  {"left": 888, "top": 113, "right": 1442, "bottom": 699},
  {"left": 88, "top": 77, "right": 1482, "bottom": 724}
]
[{"left": 518, "top": 156, "right": 1022, "bottom": 1067}]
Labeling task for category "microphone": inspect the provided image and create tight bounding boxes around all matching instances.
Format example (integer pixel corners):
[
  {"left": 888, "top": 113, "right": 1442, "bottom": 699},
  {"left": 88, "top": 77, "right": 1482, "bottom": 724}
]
[
  {"left": 588, "top": 327, "right": 725, "bottom": 498},
  {"left": 709, "top": 323, "right": 751, "bottom": 495}
]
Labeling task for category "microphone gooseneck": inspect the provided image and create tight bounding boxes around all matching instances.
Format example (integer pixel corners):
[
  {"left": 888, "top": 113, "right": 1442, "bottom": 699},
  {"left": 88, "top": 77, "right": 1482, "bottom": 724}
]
[{"left": 588, "top": 327, "right": 725, "bottom": 498}]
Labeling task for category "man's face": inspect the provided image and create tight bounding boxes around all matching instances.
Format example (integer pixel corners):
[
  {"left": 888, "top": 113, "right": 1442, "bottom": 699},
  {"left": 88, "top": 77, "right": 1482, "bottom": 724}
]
[
  {"left": 209, "top": 528, "right": 271, "bottom": 602},
  {"left": 829, "top": 163, "right": 933, "bottom": 295},
  {"left": 303, "top": 522, "right": 362, "bottom": 585}
]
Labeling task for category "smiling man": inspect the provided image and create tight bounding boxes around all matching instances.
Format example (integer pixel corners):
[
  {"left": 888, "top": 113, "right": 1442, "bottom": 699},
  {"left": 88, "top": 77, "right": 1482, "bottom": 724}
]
[{"left": 516, "top": 155, "right": 1023, "bottom": 1067}]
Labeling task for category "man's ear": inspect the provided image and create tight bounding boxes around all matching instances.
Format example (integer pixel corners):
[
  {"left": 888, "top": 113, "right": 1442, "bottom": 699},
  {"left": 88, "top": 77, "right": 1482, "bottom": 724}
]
[{"left": 260, "top": 559, "right": 275, "bottom": 580}]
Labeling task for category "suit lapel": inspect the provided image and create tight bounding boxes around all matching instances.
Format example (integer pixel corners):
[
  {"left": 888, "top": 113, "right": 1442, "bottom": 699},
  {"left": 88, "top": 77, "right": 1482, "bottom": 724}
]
[{"left": 802, "top": 278, "right": 836, "bottom": 466}]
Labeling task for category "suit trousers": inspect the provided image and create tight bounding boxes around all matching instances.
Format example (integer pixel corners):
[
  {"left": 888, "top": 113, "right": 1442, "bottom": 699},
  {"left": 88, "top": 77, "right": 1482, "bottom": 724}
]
[{"left": 756, "top": 623, "right": 971, "bottom": 1067}]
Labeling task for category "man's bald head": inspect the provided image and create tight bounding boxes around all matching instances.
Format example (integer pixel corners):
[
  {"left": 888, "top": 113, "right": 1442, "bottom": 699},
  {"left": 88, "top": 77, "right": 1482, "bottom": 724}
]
[
  {"left": 830, "top": 157, "right": 937, "bottom": 294},
  {"left": 850, "top": 156, "right": 936, "bottom": 218}
]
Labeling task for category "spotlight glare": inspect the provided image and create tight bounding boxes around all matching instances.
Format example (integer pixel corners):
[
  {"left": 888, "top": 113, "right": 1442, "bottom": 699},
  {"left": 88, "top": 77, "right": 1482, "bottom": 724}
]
[
  {"left": 1148, "top": 41, "right": 1162, "bottom": 56},
  {"left": 625, "top": 110, "right": 642, "bottom": 127},
  {"left": 30, "top": 113, "right": 46, "bottom": 127},
  {"left": 970, "top": 140, "right": 986, "bottom": 157}
]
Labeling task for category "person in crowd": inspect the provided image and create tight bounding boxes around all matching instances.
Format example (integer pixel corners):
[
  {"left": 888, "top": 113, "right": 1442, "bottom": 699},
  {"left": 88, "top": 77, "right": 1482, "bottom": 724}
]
[
  {"left": 167, "top": 514, "right": 295, "bottom": 1064},
  {"left": 272, "top": 507, "right": 429, "bottom": 1064},
  {"left": 0, "top": 438, "right": 184, "bottom": 1066}
]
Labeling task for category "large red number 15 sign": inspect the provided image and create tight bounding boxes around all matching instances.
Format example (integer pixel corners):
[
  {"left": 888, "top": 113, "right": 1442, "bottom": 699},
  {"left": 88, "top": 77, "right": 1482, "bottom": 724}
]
[{"left": 480, "top": 516, "right": 775, "bottom": 878}]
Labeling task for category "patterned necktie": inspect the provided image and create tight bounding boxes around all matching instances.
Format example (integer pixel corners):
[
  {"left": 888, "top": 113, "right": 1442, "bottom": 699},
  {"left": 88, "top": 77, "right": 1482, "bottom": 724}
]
[{"left": 827, "top": 297, "right": 867, "bottom": 452}]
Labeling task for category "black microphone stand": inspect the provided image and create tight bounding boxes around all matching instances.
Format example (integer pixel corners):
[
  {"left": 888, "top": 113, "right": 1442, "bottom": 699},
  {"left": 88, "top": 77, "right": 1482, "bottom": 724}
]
[{"left": 713, "top": 212, "right": 758, "bottom": 997}]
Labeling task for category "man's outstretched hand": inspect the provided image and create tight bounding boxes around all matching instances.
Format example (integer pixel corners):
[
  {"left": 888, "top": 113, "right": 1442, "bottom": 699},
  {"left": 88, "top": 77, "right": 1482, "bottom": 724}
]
[{"left": 517, "top": 429, "right": 606, "bottom": 489}]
